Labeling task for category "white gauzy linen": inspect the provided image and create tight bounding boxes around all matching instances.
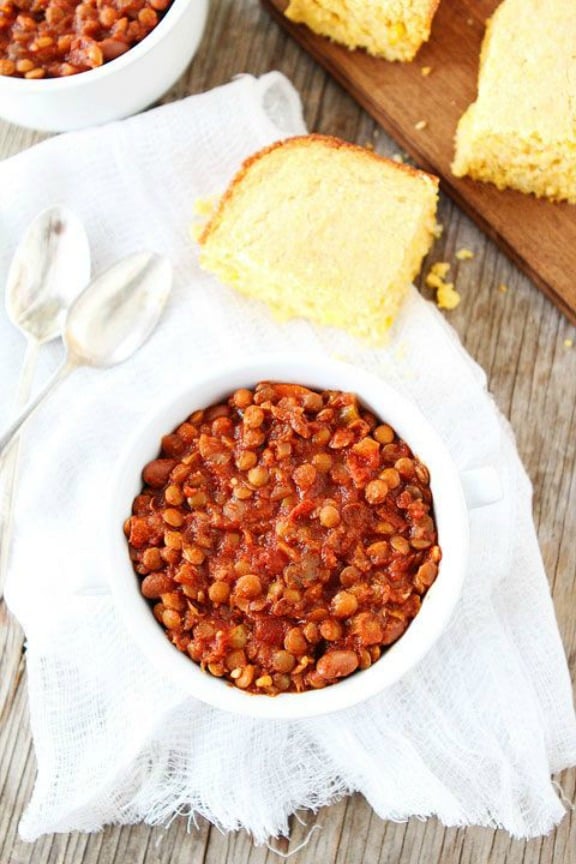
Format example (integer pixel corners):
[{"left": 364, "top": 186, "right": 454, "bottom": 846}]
[{"left": 1, "top": 73, "right": 575, "bottom": 844}]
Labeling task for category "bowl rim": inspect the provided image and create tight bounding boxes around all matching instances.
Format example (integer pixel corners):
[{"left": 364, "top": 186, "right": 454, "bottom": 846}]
[
  {"left": 0, "top": 0, "right": 207, "bottom": 91},
  {"left": 107, "top": 353, "right": 469, "bottom": 719}
]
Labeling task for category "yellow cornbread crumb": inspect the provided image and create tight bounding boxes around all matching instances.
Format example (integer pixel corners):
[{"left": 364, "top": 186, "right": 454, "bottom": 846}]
[
  {"left": 564, "top": 338, "right": 573, "bottom": 348},
  {"left": 426, "top": 261, "right": 450, "bottom": 282},
  {"left": 284, "top": 0, "right": 440, "bottom": 62},
  {"left": 421, "top": 65, "right": 432, "bottom": 76},
  {"left": 437, "top": 282, "right": 461, "bottom": 310},
  {"left": 455, "top": 248, "right": 474, "bottom": 260},
  {"left": 425, "top": 273, "right": 444, "bottom": 291},
  {"left": 498, "top": 283, "right": 508, "bottom": 293},
  {"left": 191, "top": 196, "right": 219, "bottom": 241},
  {"left": 197, "top": 135, "right": 439, "bottom": 343},
  {"left": 414, "top": 120, "right": 428, "bottom": 131},
  {"left": 426, "top": 262, "right": 461, "bottom": 310},
  {"left": 453, "top": 0, "right": 576, "bottom": 203},
  {"left": 194, "top": 196, "right": 218, "bottom": 218}
]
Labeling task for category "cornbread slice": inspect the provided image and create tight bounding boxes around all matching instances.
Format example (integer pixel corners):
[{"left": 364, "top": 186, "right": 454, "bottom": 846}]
[
  {"left": 452, "top": 0, "right": 576, "bottom": 203},
  {"left": 284, "top": 0, "right": 440, "bottom": 62},
  {"left": 197, "top": 135, "right": 438, "bottom": 342}
]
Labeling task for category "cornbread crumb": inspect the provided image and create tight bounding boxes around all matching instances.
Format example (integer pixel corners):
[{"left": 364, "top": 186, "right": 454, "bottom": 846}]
[
  {"left": 425, "top": 273, "right": 444, "bottom": 291},
  {"left": 197, "top": 135, "right": 439, "bottom": 343},
  {"left": 433, "top": 223, "right": 443, "bottom": 239},
  {"left": 191, "top": 196, "right": 219, "bottom": 240},
  {"left": 392, "top": 152, "right": 406, "bottom": 163},
  {"left": 427, "top": 261, "right": 450, "bottom": 281},
  {"left": 194, "top": 197, "right": 217, "bottom": 217},
  {"left": 426, "top": 262, "right": 460, "bottom": 310},
  {"left": 437, "top": 282, "right": 461, "bottom": 310},
  {"left": 414, "top": 120, "right": 428, "bottom": 131},
  {"left": 421, "top": 65, "right": 432, "bottom": 76},
  {"left": 284, "top": 0, "right": 440, "bottom": 62},
  {"left": 453, "top": 0, "right": 576, "bottom": 203},
  {"left": 498, "top": 283, "right": 508, "bottom": 293},
  {"left": 564, "top": 338, "right": 573, "bottom": 348},
  {"left": 455, "top": 248, "right": 474, "bottom": 261}
]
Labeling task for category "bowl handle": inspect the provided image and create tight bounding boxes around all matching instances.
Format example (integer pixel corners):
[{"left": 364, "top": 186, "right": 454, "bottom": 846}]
[{"left": 460, "top": 466, "right": 503, "bottom": 510}]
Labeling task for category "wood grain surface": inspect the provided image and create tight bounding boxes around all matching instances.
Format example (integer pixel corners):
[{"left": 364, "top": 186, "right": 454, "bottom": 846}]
[
  {"left": 1, "top": 2, "right": 575, "bottom": 863},
  {"left": 264, "top": 0, "right": 576, "bottom": 326}
]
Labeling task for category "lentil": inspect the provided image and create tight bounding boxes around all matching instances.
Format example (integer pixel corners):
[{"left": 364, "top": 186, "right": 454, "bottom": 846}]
[
  {"left": 319, "top": 618, "right": 343, "bottom": 641},
  {"left": 319, "top": 503, "right": 340, "bottom": 528},
  {"left": 125, "top": 382, "right": 441, "bottom": 695}
]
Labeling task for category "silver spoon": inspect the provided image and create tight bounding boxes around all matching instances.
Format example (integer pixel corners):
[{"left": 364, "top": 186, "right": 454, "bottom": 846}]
[
  {"left": 0, "top": 251, "right": 172, "bottom": 458},
  {"left": 6, "top": 206, "right": 91, "bottom": 367},
  {"left": 1, "top": 207, "right": 91, "bottom": 592}
]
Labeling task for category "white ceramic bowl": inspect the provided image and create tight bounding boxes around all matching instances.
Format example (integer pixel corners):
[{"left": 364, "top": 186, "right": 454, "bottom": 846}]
[
  {"left": 108, "top": 354, "right": 470, "bottom": 719},
  {"left": 0, "top": 0, "right": 208, "bottom": 131}
]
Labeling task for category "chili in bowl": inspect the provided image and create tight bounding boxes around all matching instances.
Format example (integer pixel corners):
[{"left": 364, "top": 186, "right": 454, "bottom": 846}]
[
  {"left": 0, "top": 0, "right": 207, "bottom": 130},
  {"left": 108, "top": 354, "right": 469, "bottom": 719}
]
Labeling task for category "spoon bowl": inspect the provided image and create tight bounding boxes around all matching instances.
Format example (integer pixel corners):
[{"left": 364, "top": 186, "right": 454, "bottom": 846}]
[
  {"left": 0, "top": 251, "right": 173, "bottom": 458},
  {"left": 65, "top": 252, "right": 173, "bottom": 368},
  {"left": 6, "top": 206, "right": 91, "bottom": 345}
]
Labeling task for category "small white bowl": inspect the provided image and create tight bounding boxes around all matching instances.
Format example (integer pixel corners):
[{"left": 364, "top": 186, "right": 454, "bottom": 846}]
[
  {"left": 0, "top": 0, "right": 208, "bottom": 131},
  {"left": 108, "top": 354, "right": 470, "bottom": 719}
]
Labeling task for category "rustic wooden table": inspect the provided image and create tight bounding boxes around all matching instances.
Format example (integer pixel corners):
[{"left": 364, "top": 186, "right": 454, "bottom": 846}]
[{"left": 1, "top": 2, "right": 575, "bottom": 862}]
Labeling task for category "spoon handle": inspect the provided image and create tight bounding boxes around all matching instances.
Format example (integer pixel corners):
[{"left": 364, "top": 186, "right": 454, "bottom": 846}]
[
  {"left": 0, "top": 339, "right": 40, "bottom": 594},
  {"left": 0, "top": 359, "right": 75, "bottom": 460}
]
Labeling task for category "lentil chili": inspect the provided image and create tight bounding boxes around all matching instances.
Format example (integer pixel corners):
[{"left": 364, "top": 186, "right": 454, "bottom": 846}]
[
  {"left": 0, "top": 0, "right": 172, "bottom": 79},
  {"left": 124, "top": 382, "right": 441, "bottom": 695}
]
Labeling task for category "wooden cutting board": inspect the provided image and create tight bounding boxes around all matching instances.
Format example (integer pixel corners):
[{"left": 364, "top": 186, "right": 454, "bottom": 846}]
[{"left": 262, "top": 0, "right": 576, "bottom": 325}]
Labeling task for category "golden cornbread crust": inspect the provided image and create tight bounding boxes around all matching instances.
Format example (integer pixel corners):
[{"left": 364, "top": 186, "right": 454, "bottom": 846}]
[
  {"left": 198, "top": 135, "right": 438, "bottom": 247},
  {"left": 284, "top": 0, "right": 440, "bottom": 62},
  {"left": 197, "top": 135, "right": 439, "bottom": 343},
  {"left": 452, "top": 0, "right": 576, "bottom": 203}
]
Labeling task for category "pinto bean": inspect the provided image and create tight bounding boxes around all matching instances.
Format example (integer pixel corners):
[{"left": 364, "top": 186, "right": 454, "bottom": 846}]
[
  {"left": 142, "top": 458, "right": 177, "bottom": 488},
  {"left": 316, "top": 650, "right": 359, "bottom": 680},
  {"left": 141, "top": 573, "right": 175, "bottom": 598}
]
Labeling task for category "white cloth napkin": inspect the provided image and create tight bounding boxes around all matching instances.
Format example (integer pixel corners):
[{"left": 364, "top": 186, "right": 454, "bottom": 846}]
[{"left": 1, "top": 73, "right": 575, "bottom": 844}]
